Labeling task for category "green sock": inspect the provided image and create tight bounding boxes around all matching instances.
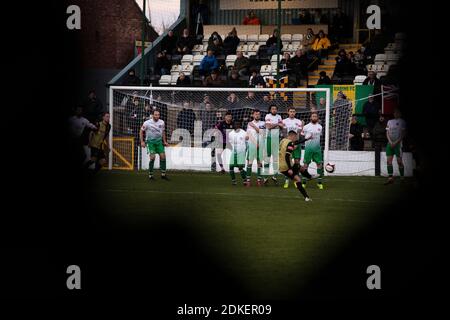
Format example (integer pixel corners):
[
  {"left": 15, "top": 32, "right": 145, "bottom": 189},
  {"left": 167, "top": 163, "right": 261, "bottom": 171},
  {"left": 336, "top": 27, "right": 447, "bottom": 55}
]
[
  {"left": 149, "top": 159, "right": 155, "bottom": 175},
  {"left": 387, "top": 164, "right": 393, "bottom": 176},
  {"left": 246, "top": 166, "right": 252, "bottom": 179},
  {"left": 160, "top": 159, "right": 166, "bottom": 175},
  {"left": 257, "top": 167, "right": 262, "bottom": 180},
  {"left": 229, "top": 168, "right": 236, "bottom": 181},
  {"left": 240, "top": 168, "right": 246, "bottom": 180},
  {"left": 399, "top": 165, "right": 404, "bottom": 177},
  {"left": 318, "top": 167, "right": 324, "bottom": 183}
]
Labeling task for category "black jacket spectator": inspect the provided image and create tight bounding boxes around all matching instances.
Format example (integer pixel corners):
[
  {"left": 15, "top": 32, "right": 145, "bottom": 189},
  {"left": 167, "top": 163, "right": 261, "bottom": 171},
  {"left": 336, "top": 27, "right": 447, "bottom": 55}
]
[
  {"left": 121, "top": 69, "right": 141, "bottom": 86},
  {"left": 290, "top": 50, "right": 309, "bottom": 79},
  {"left": 334, "top": 50, "right": 352, "bottom": 76},
  {"left": 317, "top": 71, "right": 332, "bottom": 85},
  {"left": 176, "top": 29, "right": 195, "bottom": 54},
  {"left": 177, "top": 107, "right": 196, "bottom": 134},
  {"left": 223, "top": 32, "right": 240, "bottom": 56},
  {"left": 161, "top": 30, "right": 177, "bottom": 54},
  {"left": 204, "top": 73, "right": 224, "bottom": 87},
  {"left": 349, "top": 118, "right": 364, "bottom": 150},
  {"left": 228, "top": 72, "right": 244, "bottom": 87},
  {"left": 362, "top": 98, "right": 380, "bottom": 132},
  {"left": 372, "top": 117, "right": 388, "bottom": 146},
  {"left": 249, "top": 72, "right": 266, "bottom": 87},
  {"left": 155, "top": 52, "right": 171, "bottom": 75},
  {"left": 83, "top": 91, "right": 104, "bottom": 123},
  {"left": 176, "top": 73, "right": 191, "bottom": 86}
]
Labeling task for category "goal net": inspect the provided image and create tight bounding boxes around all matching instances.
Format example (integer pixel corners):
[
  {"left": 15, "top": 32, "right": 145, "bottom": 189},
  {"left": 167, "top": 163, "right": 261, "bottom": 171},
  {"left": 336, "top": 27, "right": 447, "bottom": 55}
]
[{"left": 108, "top": 86, "right": 362, "bottom": 175}]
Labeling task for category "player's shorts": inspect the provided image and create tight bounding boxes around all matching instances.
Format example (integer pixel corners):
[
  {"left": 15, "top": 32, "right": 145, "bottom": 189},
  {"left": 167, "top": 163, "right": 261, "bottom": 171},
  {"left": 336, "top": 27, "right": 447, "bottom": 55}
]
[
  {"left": 230, "top": 151, "right": 246, "bottom": 167},
  {"left": 292, "top": 146, "right": 301, "bottom": 160},
  {"left": 90, "top": 147, "right": 105, "bottom": 160},
  {"left": 146, "top": 139, "right": 165, "bottom": 154},
  {"left": 386, "top": 143, "right": 402, "bottom": 157},
  {"left": 303, "top": 148, "right": 323, "bottom": 165},
  {"left": 281, "top": 166, "right": 300, "bottom": 180},
  {"left": 247, "top": 144, "right": 261, "bottom": 162}
]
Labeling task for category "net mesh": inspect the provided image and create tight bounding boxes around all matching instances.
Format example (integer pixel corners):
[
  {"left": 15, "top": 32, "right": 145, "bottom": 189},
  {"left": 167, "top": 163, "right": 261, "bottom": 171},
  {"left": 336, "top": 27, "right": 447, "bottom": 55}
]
[{"left": 110, "top": 87, "right": 352, "bottom": 172}]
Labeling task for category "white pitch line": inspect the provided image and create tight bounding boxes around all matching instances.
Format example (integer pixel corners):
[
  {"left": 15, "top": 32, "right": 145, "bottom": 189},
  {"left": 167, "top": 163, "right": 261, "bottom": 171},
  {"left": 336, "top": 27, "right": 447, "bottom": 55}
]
[{"left": 98, "top": 188, "right": 378, "bottom": 204}]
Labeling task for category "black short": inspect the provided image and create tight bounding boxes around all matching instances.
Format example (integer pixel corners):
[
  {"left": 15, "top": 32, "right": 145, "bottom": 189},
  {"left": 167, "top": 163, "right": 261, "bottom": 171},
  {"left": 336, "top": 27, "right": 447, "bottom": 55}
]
[
  {"left": 90, "top": 147, "right": 106, "bottom": 159},
  {"left": 281, "top": 167, "right": 300, "bottom": 180}
]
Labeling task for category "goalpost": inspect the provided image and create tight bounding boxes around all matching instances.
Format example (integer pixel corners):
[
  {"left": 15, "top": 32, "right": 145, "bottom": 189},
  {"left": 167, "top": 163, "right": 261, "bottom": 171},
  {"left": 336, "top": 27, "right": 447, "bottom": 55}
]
[{"left": 108, "top": 85, "right": 369, "bottom": 175}]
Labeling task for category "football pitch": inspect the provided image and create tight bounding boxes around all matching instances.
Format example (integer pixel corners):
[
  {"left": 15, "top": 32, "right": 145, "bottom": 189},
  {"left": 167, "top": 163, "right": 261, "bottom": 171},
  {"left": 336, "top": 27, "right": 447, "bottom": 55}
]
[{"left": 91, "top": 171, "right": 411, "bottom": 298}]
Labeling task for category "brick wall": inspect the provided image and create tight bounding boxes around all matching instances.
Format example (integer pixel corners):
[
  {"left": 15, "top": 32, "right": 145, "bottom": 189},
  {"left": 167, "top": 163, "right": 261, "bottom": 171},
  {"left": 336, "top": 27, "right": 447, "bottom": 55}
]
[{"left": 76, "top": 0, "right": 158, "bottom": 69}]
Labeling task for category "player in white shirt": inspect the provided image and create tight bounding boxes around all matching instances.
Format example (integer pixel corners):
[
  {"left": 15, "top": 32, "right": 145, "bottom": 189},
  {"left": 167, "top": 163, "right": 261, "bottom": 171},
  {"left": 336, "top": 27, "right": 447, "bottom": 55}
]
[
  {"left": 302, "top": 112, "right": 324, "bottom": 189},
  {"left": 246, "top": 109, "right": 266, "bottom": 186},
  {"left": 228, "top": 121, "right": 249, "bottom": 186},
  {"left": 68, "top": 106, "right": 97, "bottom": 164},
  {"left": 385, "top": 109, "right": 406, "bottom": 185},
  {"left": 282, "top": 107, "right": 304, "bottom": 188},
  {"left": 264, "top": 104, "right": 285, "bottom": 185},
  {"left": 140, "top": 109, "right": 169, "bottom": 180}
]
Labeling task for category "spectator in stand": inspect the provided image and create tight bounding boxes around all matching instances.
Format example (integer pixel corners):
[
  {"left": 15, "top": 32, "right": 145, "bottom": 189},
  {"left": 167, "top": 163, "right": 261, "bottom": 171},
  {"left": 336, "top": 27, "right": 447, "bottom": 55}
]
[
  {"left": 200, "top": 102, "right": 217, "bottom": 134},
  {"left": 199, "top": 94, "right": 213, "bottom": 109},
  {"left": 249, "top": 69, "right": 266, "bottom": 87},
  {"left": 362, "top": 95, "right": 380, "bottom": 136},
  {"left": 204, "top": 70, "right": 224, "bottom": 87},
  {"left": 83, "top": 90, "right": 104, "bottom": 123},
  {"left": 155, "top": 51, "right": 171, "bottom": 76},
  {"left": 199, "top": 49, "right": 219, "bottom": 77},
  {"left": 207, "top": 38, "right": 223, "bottom": 56},
  {"left": 121, "top": 69, "right": 141, "bottom": 86},
  {"left": 317, "top": 71, "right": 332, "bottom": 85},
  {"left": 353, "top": 49, "right": 366, "bottom": 75},
  {"left": 266, "top": 29, "right": 283, "bottom": 55},
  {"left": 363, "top": 71, "right": 382, "bottom": 89},
  {"left": 233, "top": 51, "right": 249, "bottom": 77},
  {"left": 243, "top": 11, "right": 261, "bottom": 25},
  {"left": 161, "top": 30, "right": 177, "bottom": 55},
  {"left": 303, "top": 28, "right": 316, "bottom": 51},
  {"left": 349, "top": 115, "right": 364, "bottom": 151},
  {"left": 223, "top": 28, "right": 240, "bottom": 56},
  {"left": 176, "top": 72, "right": 191, "bottom": 86},
  {"left": 228, "top": 71, "right": 244, "bottom": 87},
  {"left": 225, "top": 93, "right": 241, "bottom": 110},
  {"left": 208, "top": 32, "right": 223, "bottom": 48},
  {"left": 243, "top": 91, "right": 259, "bottom": 109},
  {"left": 177, "top": 102, "right": 196, "bottom": 134},
  {"left": 280, "top": 52, "right": 292, "bottom": 76},
  {"left": 299, "top": 9, "right": 312, "bottom": 24},
  {"left": 372, "top": 113, "right": 387, "bottom": 150},
  {"left": 290, "top": 49, "right": 309, "bottom": 84},
  {"left": 260, "top": 95, "right": 272, "bottom": 112},
  {"left": 311, "top": 30, "right": 331, "bottom": 59},
  {"left": 176, "top": 28, "right": 194, "bottom": 55},
  {"left": 334, "top": 49, "right": 351, "bottom": 77},
  {"left": 317, "top": 97, "right": 327, "bottom": 110}
]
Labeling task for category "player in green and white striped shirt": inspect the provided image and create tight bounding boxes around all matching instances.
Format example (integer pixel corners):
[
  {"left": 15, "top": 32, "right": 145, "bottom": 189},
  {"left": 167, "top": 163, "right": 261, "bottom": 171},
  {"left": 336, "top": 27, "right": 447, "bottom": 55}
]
[{"left": 302, "top": 112, "right": 324, "bottom": 189}]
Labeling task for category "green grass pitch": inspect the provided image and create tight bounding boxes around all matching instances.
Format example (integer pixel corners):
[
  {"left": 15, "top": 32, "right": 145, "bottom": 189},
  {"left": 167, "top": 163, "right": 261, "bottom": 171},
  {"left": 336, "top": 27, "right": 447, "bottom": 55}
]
[{"left": 91, "top": 171, "right": 411, "bottom": 299}]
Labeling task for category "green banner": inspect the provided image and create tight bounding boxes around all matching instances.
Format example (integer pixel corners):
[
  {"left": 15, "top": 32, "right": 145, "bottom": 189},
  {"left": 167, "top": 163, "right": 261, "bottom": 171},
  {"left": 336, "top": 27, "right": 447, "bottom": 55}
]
[{"left": 314, "top": 85, "right": 374, "bottom": 126}]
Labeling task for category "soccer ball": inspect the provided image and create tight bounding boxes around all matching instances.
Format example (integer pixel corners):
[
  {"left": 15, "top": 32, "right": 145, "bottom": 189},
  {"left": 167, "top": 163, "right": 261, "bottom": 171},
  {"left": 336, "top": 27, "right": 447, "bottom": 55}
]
[{"left": 325, "top": 162, "right": 335, "bottom": 173}]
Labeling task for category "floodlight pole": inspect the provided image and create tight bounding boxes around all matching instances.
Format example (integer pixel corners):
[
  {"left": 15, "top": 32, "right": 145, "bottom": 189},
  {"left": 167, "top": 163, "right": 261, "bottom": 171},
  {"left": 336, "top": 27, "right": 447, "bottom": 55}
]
[
  {"left": 276, "top": 0, "right": 281, "bottom": 86},
  {"left": 140, "top": 0, "right": 147, "bottom": 85}
]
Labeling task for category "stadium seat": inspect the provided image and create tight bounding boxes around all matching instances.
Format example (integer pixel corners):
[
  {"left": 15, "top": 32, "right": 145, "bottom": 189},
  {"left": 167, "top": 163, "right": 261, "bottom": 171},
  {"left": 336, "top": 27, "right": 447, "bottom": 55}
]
[
  {"left": 258, "top": 34, "right": 269, "bottom": 43},
  {"left": 374, "top": 54, "right": 386, "bottom": 64},
  {"left": 353, "top": 75, "right": 367, "bottom": 85},
  {"left": 170, "top": 64, "right": 181, "bottom": 75},
  {"left": 386, "top": 53, "right": 400, "bottom": 63},
  {"left": 281, "top": 34, "right": 292, "bottom": 43},
  {"left": 292, "top": 34, "right": 303, "bottom": 42},
  {"left": 247, "top": 34, "right": 258, "bottom": 43},
  {"left": 237, "top": 44, "right": 248, "bottom": 54},
  {"left": 291, "top": 41, "right": 301, "bottom": 49},
  {"left": 225, "top": 54, "right": 237, "bottom": 67},
  {"left": 170, "top": 74, "right": 179, "bottom": 85},
  {"left": 193, "top": 54, "right": 205, "bottom": 66},
  {"left": 192, "top": 44, "right": 203, "bottom": 55},
  {"left": 260, "top": 64, "right": 272, "bottom": 76},
  {"left": 247, "top": 43, "right": 259, "bottom": 54},
  {"left": 181, "top": 64, "right": 193, "bottom": 76},
  {"left": 159, "top": 75, "right": 171, "bottom": 86},
  {"left": 270, "top": 54, "right": 283, "bottom": 63},
  {"left": 181, "top": 54, "right": 193, "bottom": 65}
]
